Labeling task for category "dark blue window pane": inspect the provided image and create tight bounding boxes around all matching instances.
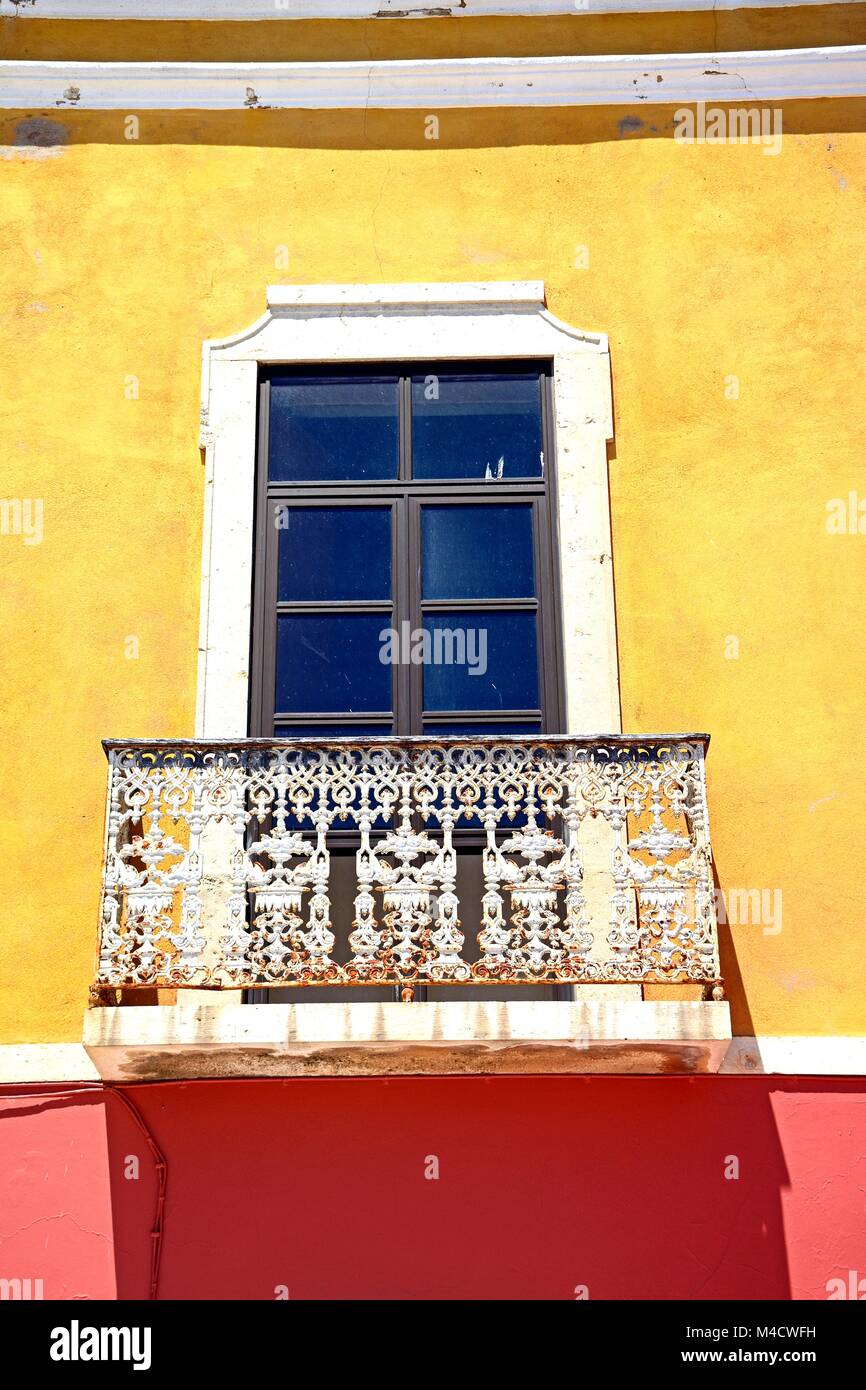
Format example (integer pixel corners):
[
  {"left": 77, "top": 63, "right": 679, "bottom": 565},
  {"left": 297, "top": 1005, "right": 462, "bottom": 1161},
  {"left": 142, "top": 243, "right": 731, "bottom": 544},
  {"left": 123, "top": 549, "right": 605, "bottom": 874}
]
[
  {"left": 278, "top": 507, "right": 391, "bottom": 601},
  {"left": 422, "top": 611, "right": 539, "bottom": 711},
  {"left": 419, "top": 725, "right": 537, "bottom": 827},
  {"left": 274, "top": 724, "right": 394, "bottom": 737},
  {"left": 276, "top": 615, "right": 393, "bottom": 714},
  {"left": 411, "top": 372, "right": 544, "bottom": 480},
  {"left": 421, "top": 504, "right": 535, "bottom": 600},
  {"left": 268, "top": 729, "right": 395, "bottom": 830},
  {"left": 269, "top": 376, "right": 399, "bottom": 482},
  {"left": 423, "top": 723, "right": 541, "bottom": 735}
]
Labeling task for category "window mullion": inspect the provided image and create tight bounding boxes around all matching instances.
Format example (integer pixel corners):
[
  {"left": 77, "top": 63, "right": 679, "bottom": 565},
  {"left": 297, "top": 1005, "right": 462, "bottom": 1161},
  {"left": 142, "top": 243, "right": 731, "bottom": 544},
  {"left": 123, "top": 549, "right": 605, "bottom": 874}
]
[
  {"left": 405, "top": 493, "right": 423, "bottom": 734},
  {"left": 391, "top": 495, "right": 408, "bottom": 735},
  {"left": 399, "top": 374, "right": 412, "bottom": 484}
]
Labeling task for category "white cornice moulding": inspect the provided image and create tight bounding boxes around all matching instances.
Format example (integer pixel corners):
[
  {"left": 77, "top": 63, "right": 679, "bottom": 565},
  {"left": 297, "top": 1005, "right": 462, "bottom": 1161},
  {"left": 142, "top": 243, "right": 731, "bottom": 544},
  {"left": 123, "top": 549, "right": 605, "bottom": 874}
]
[
  {"left": 720, "top": 1037, "right": 866, "bottom": 1075},
  {"left": 0, "top": 47, "right": 864, "bottom": 109},
  {"left": 3, "top": 1035, "right": 866, "bottom": 1083},
  {"left": 0, "top": 1, "right": 846, "bottom": 20},
  {"left": 0, "top": 1044, "right": 101, "bottom": 1083}
]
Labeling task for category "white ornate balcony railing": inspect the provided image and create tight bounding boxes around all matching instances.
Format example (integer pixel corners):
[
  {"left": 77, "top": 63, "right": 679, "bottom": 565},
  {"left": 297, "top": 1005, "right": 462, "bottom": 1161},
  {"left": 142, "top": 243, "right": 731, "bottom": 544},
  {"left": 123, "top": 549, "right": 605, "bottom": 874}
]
[{"left": 93, "top": 735, "right": 723, "bottom": 999}]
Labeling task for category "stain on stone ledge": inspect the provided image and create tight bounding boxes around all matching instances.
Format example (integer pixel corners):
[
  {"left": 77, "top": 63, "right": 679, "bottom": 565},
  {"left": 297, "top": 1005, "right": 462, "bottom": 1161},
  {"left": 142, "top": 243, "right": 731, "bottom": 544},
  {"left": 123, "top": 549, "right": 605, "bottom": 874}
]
[{"left": 109, "top": 1041, "right": 716, "bottom": 1081}]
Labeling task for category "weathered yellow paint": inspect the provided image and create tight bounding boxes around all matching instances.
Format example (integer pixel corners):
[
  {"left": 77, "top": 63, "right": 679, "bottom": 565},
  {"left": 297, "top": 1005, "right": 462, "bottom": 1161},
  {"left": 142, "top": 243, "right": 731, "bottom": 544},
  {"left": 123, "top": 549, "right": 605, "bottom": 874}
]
[
  {"left": 2, "top": 6, "right": 866, "bottom": 61},
  {"left": 0, "top": 17, "right": 864, "bottom": 1042}
]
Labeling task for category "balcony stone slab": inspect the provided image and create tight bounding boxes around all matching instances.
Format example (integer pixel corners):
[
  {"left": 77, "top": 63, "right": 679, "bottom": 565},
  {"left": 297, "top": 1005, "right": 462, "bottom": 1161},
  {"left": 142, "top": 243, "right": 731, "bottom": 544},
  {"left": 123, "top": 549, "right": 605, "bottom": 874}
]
[{"left": 84, "top": 998, "right": 732, "bottom": 1079}]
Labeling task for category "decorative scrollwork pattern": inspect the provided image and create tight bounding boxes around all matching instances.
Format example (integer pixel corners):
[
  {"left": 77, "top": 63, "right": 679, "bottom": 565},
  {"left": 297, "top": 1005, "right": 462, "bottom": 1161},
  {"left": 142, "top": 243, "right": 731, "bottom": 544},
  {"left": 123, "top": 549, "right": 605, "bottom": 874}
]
[{"left": 95, "top": 736, "right": 720, "bottom": 992}]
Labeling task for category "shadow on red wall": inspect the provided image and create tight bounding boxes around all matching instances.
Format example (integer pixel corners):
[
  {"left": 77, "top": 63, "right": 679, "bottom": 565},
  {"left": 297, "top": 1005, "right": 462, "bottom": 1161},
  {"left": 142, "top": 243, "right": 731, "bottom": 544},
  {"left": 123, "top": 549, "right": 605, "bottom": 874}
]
[{"left": 105, "top": 1075, "right": 804, "bottom": 1301}]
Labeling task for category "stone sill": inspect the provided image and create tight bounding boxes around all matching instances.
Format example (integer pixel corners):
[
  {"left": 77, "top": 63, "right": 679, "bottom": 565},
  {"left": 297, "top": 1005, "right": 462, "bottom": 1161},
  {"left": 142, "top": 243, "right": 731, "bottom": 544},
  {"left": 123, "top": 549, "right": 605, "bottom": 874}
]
[{"left": 83, "top": 999, "right": 731, "bottom": 1079}]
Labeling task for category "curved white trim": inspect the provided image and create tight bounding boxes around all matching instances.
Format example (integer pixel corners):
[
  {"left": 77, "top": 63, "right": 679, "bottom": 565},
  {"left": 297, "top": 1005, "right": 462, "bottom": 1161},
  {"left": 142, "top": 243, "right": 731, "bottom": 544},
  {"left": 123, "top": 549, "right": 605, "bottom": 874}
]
[
  {"left": 197, "top": 281, "right": 618, "bottom": 741},
  {"left": 0, "top": 1, "right": 845, "bottom": 19},
  {"left": 0, "top": 47, "right": 863, "bottom": 110}
]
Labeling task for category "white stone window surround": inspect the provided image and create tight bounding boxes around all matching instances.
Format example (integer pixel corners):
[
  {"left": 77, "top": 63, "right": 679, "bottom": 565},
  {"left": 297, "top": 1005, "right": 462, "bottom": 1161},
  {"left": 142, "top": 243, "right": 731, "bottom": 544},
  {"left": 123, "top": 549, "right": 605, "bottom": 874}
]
[{"left": 196, "top": 281, "right": 619, "bottom": 739}]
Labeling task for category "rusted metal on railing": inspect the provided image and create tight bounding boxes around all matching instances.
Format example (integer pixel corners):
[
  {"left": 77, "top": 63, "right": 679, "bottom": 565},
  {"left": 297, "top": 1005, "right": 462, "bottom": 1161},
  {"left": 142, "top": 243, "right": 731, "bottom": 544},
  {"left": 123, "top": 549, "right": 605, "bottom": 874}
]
[{"left": 93, "top": 735, "right": 722, "bottom": 998}]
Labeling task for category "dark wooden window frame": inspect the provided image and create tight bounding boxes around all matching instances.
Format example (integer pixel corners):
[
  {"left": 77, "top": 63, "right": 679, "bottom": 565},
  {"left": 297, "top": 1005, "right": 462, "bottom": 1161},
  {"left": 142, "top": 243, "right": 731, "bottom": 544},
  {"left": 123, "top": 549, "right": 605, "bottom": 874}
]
[{"left": 249, "top": 359, "right": 566, "bottom": 738}]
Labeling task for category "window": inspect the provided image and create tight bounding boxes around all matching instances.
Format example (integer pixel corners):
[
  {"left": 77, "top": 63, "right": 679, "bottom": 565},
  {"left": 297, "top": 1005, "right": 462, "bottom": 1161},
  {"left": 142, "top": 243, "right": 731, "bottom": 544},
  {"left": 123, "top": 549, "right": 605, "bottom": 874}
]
[
  {"left": 196, "top": 286, "right": 615, "bottom": 1007},
  {"left": 249, "top": 361, "right": 564, "bottom": 737}
]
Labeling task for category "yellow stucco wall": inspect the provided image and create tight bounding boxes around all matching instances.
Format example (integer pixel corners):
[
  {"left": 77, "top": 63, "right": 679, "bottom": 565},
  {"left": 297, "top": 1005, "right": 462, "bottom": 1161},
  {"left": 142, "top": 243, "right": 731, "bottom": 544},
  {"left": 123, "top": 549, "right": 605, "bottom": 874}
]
[
  {"left": 0, "top": 15, "right": 864, "bottom": 1041},
  {"left": 2, "top": 6, "right": 866, "bottom": 60}
]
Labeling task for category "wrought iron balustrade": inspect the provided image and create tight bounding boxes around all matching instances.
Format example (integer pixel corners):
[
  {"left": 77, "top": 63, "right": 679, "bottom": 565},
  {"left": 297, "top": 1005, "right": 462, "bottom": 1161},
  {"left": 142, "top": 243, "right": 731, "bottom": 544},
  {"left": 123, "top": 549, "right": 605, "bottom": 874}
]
[{"left": 94, "top": 735, "right": 722, "bottom": 997}]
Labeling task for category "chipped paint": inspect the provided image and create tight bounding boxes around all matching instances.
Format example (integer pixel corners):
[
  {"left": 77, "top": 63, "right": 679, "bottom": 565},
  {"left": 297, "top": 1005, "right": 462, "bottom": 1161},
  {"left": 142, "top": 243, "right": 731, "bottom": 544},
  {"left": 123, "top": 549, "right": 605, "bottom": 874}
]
[{"left": 0, "top": 112, "right": 67, "bottom": 157}]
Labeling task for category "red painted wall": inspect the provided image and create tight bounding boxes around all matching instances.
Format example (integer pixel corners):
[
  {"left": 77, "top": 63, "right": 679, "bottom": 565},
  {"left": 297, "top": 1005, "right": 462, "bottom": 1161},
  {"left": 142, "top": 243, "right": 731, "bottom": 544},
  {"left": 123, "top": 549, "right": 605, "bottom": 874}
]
[
  {"left": 2, "top": 1078, "right": 865, "bottom": 1300},
  {"left": 0, "top": 1088, "right": 116, "bottom": 1301}
]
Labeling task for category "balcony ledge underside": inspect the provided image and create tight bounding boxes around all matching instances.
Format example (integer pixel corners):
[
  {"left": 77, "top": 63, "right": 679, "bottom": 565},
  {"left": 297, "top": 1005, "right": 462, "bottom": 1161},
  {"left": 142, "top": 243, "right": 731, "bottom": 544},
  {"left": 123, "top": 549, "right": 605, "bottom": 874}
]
[{"left": 83, "top": 1000, "right": 731, "bottom": 1079}]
